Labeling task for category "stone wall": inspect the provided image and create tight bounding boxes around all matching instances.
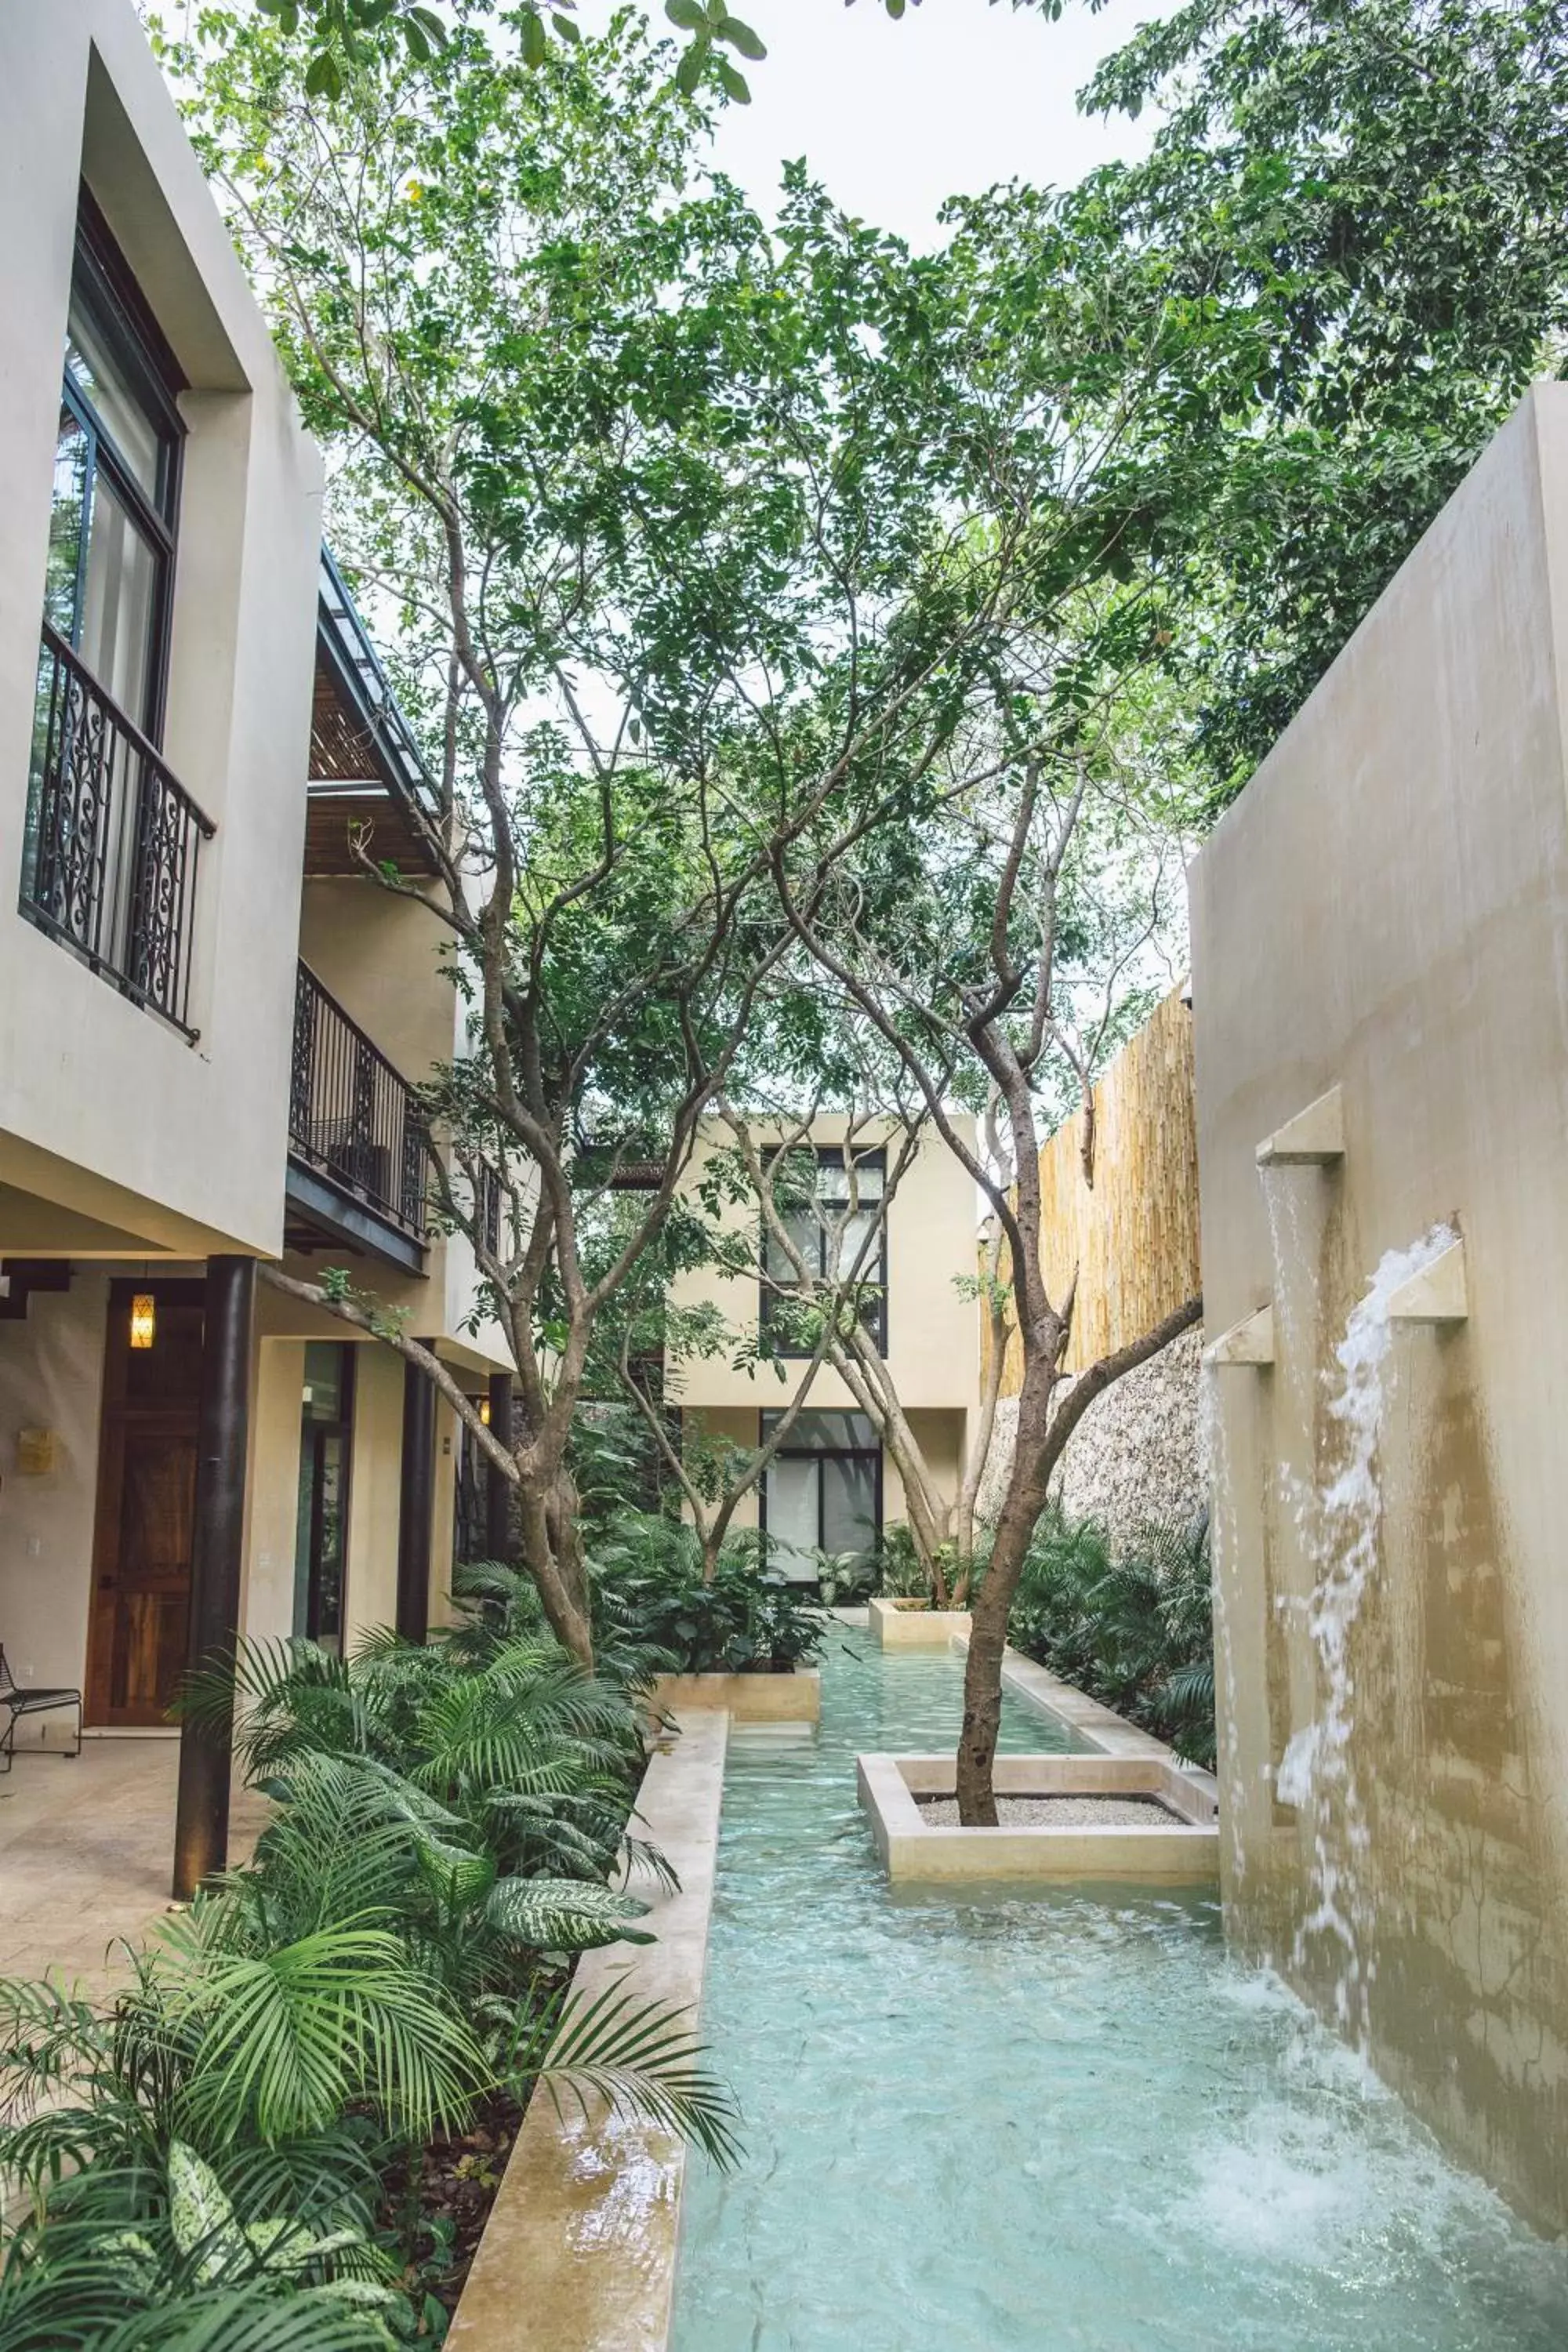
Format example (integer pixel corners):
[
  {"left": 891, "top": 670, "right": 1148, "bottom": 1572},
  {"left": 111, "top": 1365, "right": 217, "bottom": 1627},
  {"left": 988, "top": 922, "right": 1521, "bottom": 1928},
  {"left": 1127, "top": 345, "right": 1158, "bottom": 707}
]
[{"left": 975, "top": 1326, "right": 1205, "bottom": 1553}]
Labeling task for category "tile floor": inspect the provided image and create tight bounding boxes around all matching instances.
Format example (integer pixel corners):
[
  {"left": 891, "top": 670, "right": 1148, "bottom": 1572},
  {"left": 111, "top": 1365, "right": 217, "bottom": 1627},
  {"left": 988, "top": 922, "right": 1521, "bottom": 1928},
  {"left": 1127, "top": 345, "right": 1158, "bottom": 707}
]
[{"left": 0, "top": 1736, "right": 267, "bottom": 1996}]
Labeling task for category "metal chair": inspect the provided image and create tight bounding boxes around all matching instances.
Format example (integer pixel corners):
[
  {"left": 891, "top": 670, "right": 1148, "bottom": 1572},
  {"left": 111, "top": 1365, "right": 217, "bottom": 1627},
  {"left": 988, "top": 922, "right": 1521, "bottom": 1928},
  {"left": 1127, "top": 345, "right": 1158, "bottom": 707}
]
[{"left": 0, "top": 1644, "right": 82, "bottom": 1771}]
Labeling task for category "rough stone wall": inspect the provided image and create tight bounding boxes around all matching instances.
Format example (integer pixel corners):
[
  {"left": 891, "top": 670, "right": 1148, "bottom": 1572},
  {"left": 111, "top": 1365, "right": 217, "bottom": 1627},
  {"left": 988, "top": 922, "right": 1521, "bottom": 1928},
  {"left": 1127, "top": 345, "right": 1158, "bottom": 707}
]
[{"left": 974, "top": 1327, "right": 1206, "bottom": 1552}]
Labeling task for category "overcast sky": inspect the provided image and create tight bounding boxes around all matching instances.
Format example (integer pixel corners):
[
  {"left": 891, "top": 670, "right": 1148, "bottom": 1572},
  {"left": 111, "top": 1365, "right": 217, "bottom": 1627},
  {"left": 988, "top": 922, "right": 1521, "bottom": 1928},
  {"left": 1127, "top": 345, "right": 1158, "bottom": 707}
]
[
  {"left": 558, "top": 0, "right": 1176, "bottom": 248},
  {"left": 698, "top": 0, "right": 1177, "bottom": 249}
]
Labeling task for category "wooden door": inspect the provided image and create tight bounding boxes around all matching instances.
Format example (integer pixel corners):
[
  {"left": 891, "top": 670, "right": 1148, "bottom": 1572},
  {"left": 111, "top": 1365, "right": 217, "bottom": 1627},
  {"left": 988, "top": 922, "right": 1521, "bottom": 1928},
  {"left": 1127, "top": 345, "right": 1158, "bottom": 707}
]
[{"left": 85, "top": 1283, "right": 204, "bottom": 1726}]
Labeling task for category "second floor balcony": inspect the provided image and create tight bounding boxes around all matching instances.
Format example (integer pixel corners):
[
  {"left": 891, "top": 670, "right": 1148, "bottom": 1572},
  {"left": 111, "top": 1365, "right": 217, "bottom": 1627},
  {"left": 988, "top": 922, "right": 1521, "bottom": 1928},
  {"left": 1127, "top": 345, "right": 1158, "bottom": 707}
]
[
  {"left": 286, "top": 958, "right": 430, "bottom": 1272},
  {"left": 21, "top": 622, "right": 213, "bottom": 1039}
]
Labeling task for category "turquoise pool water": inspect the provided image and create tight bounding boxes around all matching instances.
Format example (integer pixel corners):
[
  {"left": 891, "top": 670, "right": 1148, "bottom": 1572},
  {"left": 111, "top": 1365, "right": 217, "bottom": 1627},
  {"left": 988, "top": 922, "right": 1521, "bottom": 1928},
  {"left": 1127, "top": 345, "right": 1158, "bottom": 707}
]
[{"left": 670, "top": 1632, "right": 1568, "bottom": 2352}]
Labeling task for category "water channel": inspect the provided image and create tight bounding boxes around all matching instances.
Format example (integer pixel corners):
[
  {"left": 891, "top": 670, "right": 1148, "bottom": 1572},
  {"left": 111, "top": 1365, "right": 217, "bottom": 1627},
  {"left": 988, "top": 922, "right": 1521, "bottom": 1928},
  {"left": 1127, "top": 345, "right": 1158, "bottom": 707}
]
[{"left": 670, "top": 1634, "right": 1568, "bottom": 2351}]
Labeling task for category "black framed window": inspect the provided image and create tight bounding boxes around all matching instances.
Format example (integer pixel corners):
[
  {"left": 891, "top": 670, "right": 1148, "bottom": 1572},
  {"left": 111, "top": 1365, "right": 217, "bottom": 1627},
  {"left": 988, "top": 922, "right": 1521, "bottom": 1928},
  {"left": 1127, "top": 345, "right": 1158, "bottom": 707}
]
[
  {"left": 46, "top": 192, "right": 184, "bottom": 736},
  {"left": 454, "top": 1408, "right": 489, "bottom": 1566},
  {"left": 759, "top": 1409, "right": 882, "bottom": 1583},
  {"left": 760, "top": 1147, "right": 887, "bottom": 1356},
  {"left": 292, "top": 1342, "right": 356, "bottom": 1650}
]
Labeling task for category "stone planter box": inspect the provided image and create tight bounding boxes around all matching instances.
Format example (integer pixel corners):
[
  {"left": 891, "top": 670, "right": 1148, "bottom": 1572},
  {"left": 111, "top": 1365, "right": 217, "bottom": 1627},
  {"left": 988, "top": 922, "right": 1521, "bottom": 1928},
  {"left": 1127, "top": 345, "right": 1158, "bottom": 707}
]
[
  {"left": 868, "top": 1596, "right": 973, "bottom": 1649},
  {"left": 652, "top": 1668, "right": 821, "bottom": 1723},
  {"left": 858, "top": 1750, "right": 1220, "bottom": 1882}
]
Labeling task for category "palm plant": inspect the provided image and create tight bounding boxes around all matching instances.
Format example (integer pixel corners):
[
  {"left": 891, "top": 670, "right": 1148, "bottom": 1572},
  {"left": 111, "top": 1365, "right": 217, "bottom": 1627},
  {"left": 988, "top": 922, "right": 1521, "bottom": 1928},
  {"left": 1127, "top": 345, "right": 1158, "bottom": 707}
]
[
  {"left": 2, "top": 1609, "right": 741, "bottom": 2347},
  {"left": 1009, "top": 1504, "right": 1217, "bottom": 1769}
]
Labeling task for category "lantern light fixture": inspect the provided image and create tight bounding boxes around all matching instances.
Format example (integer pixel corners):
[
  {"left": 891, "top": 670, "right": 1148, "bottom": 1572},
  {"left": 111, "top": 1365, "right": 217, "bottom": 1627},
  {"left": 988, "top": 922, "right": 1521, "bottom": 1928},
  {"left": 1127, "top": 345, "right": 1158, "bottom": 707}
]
[{"left": 129, "top": 1292, "right": 157, "bottom": 1351}]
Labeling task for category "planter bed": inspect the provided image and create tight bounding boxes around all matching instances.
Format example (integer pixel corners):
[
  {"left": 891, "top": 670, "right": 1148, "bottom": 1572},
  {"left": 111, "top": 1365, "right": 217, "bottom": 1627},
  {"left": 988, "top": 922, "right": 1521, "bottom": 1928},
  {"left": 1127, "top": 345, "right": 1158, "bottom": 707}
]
[
  {"left": 652, "top": 1667, "right": 821, "bottom": 1723},
  {"left": 867, "top": 1595, "right": 973, "bottom": 1649},
  {"left": 858, "top": 1749, "right": 1219, "bottom": 1882}
]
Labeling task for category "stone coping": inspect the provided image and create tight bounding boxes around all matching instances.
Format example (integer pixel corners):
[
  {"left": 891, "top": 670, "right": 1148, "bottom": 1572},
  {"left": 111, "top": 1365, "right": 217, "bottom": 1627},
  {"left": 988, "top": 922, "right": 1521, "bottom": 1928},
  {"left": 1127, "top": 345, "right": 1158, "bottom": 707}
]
[
  {"left": 448, "top": 1708, "right": 729, "bottom": 2351},
  {"left": 652, "top": 1668, "right": 821, "bottom": 1722},
  {"left": 869, "top": 1595, "right": 974, "bottom": 1648},
  {"left": 858, "top": 1749, "right": 1221, "bottom": 1882}
]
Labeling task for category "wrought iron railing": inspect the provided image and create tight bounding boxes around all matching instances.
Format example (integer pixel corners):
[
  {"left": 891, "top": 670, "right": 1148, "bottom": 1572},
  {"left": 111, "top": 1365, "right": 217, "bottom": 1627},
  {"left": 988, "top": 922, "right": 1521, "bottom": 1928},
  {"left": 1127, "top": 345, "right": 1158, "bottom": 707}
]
[
  {"left": 22, "top": 623, "right": 214, "bottom": 1038},
  {"left": 289, "top": 960, "right": 430, "bottom": 1240}
]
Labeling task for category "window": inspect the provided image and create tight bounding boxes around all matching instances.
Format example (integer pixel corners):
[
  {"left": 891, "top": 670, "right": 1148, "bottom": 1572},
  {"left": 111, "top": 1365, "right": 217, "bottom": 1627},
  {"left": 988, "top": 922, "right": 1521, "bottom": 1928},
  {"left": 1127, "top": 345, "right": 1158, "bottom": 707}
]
[
  {"left": 292, "top": 1343, "right": 356, "bottom": 1650},
  {"left": 46, "top": 194, "right": 183, "bottom": 732},
  {"left": 22, "top": 195, "right": 207, "bottom": 1035},
  {"left": 760, "top": 1147, "right": 887, "bottom": 1356},
  {"left": 759, "top": 1409, "right": 882, "bottom": 1583}
]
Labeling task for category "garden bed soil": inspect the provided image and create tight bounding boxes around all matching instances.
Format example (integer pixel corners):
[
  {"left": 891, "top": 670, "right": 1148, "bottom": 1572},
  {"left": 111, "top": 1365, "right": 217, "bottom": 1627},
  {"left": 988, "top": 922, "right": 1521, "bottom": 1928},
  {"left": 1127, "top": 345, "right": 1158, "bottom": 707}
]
[{"left": 382, "top": 2085, "right": 527, "bottom": 2322}]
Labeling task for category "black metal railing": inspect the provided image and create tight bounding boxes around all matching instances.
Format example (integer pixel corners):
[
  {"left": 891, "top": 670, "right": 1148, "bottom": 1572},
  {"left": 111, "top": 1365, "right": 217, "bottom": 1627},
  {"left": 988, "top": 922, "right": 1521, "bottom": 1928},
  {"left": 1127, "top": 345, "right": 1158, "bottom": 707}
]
[
  {"left": 22, "top": 624, "right": 214, "bottom": 1038},
  {"left": 289, "top": 960, "right": 430, "bottom": 1239}
]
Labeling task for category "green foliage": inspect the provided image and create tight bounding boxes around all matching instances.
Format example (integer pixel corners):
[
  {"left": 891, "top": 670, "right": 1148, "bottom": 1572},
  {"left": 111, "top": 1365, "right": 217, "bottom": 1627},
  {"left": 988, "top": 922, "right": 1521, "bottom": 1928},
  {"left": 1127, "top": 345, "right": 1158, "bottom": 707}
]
[
  {"left": 872, "top": 1524, "right": 941, "bottom": 1604},
  {"left": 590, "top": 1512, "right": 827, "bottom": 1673},
  {"left": 237, "top": 0, "right": 764, "bottom": 108},
  {"left": 0, "top": 1611, "right": 739, "bottom": 2343},
  {"left": 253, "top": 0, "right": 448, "bottom": 101},
  {"left": 1074, "top": 0, "right": 1568, "bottom": 798},
  {"left": 1008, "top": 1504, "right": 1217, "bottom": 1768}
]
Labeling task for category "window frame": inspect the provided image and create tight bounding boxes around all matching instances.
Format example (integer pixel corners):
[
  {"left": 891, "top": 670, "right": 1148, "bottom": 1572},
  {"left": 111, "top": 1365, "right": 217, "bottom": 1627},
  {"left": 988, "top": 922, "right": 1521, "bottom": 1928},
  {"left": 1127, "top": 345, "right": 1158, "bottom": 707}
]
[
  {"left": 294, "top": 1342, "right": 357, "bottom": 1648},
  {"left": 758, "top": 1144, "right": 889, "bottom": 1359},
  {"left": 54, "top": 188, "right": 186, "bottom": 742},
  {"left": 757, "top": 1408, "right": 884, "bottom": 1573}
]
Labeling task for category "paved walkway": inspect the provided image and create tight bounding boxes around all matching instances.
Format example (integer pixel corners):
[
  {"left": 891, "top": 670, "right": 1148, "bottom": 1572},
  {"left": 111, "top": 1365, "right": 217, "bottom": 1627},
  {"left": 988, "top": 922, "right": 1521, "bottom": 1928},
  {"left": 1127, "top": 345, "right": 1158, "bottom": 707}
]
[{"left": 0, "top": 1738, "right": 268, "bottom": 1997}]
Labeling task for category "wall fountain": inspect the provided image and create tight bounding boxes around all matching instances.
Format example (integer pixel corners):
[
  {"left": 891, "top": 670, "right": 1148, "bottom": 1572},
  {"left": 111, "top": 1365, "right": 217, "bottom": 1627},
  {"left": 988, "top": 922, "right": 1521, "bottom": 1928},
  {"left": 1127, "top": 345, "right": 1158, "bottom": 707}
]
[{"left": 1187, "top": 383, "right": 1568, "bottom": 2232}]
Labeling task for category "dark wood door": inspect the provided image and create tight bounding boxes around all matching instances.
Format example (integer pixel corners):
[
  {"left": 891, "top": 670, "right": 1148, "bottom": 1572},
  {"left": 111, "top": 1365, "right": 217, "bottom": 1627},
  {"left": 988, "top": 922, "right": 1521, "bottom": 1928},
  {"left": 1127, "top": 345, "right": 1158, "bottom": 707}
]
[{"left": 85, "top": 1283, "right": 204, "bottom": 1727}]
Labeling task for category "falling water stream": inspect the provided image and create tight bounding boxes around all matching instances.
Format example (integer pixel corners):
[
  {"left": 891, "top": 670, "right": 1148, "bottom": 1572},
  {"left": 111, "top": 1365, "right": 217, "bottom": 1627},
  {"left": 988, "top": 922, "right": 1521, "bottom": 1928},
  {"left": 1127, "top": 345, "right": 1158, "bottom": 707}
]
[
  {"left": 1274, "top": 1224, "right": 1457, "bottom": 2045},
  {"left": 670, "top": 1634, "right": 1568, "bottom": 2351}
]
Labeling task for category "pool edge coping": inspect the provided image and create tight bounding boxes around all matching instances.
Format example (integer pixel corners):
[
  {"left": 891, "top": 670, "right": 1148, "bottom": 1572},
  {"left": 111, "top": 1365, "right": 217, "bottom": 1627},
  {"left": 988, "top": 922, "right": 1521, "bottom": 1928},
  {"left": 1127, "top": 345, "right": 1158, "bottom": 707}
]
[{"left": 448, "top": 1707, "right": 729, "bottom": 2352}]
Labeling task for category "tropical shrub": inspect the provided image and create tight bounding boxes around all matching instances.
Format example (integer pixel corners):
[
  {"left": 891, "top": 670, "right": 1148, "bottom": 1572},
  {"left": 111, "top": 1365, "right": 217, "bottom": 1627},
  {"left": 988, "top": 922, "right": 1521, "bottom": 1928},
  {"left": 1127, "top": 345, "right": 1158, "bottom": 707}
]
[
  {"left": 590, "top": 1512, "right": 827, "bottom": 1674},
  {"left": 1007, "top": 1504, "right": 1217, "bottom": 1769},
  {"left": 0, "top": 1601, "right": 740, "bottom": 2346}
]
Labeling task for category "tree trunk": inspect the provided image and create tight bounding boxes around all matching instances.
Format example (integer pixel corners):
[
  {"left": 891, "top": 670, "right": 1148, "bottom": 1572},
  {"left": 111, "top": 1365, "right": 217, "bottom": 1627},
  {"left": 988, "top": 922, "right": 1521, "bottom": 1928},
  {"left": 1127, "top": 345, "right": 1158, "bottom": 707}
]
[
  {"left": 954, "top": 1356, "right": 1056, "bottom": 1824},
  {"left": 953, "top": 1294, "right": 1203, "bottom": 1824}
]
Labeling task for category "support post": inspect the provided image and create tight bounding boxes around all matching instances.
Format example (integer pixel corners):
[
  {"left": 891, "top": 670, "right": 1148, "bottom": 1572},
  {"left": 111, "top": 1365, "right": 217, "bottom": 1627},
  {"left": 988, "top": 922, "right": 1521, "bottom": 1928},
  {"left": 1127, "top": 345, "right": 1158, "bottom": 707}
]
[
  {"left": 172, "top": 1254, "right": 256, "bottom": 1902},
  {"left": 397, "top": 1342, "right": 437, "bottom": 1642},
  {"left": 486, "top": 1371, "right": 514, "bottom": 1562}
]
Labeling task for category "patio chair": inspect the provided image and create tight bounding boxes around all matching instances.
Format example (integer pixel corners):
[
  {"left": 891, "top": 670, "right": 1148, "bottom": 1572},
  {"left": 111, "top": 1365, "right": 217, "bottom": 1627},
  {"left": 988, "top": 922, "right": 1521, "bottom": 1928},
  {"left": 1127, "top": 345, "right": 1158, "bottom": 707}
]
[{"left": 0, "top": 1645, "right": 82, "bottom": 1771}]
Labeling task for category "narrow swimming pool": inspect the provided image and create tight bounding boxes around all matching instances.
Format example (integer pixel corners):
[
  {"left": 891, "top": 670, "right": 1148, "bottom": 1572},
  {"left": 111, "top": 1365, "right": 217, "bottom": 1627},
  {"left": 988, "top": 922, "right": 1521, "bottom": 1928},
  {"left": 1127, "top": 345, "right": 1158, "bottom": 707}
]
[{"left": 670, "top": 1632, "right": 1568, "bottom": 2352}]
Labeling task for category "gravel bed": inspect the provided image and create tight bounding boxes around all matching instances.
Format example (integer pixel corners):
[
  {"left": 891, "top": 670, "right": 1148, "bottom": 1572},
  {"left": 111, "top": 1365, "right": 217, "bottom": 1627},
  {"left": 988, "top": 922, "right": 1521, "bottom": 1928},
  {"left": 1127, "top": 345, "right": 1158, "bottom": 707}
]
[{"left": 915, "top": 1793, "right": 1181, "bottom": 1828}]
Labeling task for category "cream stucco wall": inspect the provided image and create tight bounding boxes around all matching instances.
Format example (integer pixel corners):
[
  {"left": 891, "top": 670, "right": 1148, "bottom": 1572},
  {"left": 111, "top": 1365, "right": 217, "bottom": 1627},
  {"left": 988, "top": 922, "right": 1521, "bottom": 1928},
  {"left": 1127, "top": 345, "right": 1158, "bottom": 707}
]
[
  {"left": 241, "top": 1338, "right": 306, "bottom": 1650},
  {"left": 0, "top": 0, "right": 323, "bottom": 1259},
  {"left": 1189, "top": 383, "right": 1568, "bottom": 2230},
  {"left": 670, "top": 1117, "right": 979, "bottom": 1417},
  {"left": 0, "top": 1275, "right": 111, "bottom": 1728}
]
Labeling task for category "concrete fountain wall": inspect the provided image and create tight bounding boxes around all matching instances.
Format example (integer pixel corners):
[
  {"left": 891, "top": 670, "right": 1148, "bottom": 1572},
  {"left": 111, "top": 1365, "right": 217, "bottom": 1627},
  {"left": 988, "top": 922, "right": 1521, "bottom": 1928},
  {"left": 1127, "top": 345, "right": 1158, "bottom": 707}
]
[{"left": 1188, "top": 383, "right": 1568, "bottom": 2233}]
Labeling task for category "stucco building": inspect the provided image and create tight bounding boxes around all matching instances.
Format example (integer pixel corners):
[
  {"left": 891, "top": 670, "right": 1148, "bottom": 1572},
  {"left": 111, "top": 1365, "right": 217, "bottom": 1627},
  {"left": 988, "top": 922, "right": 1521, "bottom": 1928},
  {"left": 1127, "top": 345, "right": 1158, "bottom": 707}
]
[
  {"left": 0, "top": 0, "right": 510, "bottom": 1893},
  {"left": 668, "top": 1117, "right": 981, "bottom": 1573}
]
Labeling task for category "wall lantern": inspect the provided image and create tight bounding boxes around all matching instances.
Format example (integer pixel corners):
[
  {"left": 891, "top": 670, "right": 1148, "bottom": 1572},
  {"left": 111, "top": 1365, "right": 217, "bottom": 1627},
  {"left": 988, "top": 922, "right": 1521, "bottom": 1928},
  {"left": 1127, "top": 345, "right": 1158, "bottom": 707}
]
[
  {"left": 478, "top": 1396, "right": 492, "bottom": 1427},
  {"left": 129, "top": 1293, "right": 157, "bottom": 1351}
]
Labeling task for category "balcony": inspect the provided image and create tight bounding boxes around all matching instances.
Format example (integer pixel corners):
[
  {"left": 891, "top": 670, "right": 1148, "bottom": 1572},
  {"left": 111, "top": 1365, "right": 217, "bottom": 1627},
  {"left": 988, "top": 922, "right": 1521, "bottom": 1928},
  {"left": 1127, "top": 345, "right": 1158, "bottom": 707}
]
[
  {"left": 286, "top": 960, "right": 430, "bottom": 1272},
  {"left": 20, "top": 624, "right": 214, "bottom": 1039}
]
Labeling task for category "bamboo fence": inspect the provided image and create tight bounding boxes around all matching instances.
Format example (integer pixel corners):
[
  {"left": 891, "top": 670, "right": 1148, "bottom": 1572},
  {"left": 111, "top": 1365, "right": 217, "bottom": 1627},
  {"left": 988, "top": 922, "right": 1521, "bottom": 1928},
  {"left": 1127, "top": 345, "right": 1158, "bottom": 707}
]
[{"left": 985, "top": 988, "right": 1202, "bottom": 1394}]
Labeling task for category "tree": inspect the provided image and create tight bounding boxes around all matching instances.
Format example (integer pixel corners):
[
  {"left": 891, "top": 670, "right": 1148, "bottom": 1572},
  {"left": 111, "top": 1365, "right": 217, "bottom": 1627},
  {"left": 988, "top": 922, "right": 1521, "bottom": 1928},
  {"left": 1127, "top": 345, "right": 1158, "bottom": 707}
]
[
  {"left": 171, "top": 11, "right": 1221, "bottom": 1668},
  {"left": 1076, "top": 0, "right": 1568, "bottom": 797},
  {"left": 247, "top": 0, "right": 768, "bottom": 103},
  {"left": 775, "top": 625, "right": 1203, "bottom": 1820}
]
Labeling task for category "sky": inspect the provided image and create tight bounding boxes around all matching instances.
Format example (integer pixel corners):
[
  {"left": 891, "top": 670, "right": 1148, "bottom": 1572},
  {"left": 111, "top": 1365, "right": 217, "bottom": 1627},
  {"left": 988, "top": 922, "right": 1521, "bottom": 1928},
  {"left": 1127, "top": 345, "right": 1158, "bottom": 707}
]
[{"left": 568, "top": 0, "right": 1180, "bottom": 251}]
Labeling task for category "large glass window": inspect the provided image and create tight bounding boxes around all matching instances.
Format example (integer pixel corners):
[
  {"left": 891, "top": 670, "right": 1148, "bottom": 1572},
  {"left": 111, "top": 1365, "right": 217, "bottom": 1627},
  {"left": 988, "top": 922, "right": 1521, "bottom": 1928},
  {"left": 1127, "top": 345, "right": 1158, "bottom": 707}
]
[
  {"left": 760, "top": 1148, "right": 887, "bottom": 1356},
  {"left": 45, "top": 197, "right": 183, "bottom": 734},
  {"left": 293, "top": 1343, "right": 356, "bottom": 1650},
  {"left": 760, "top": 1409, "right": 881, "bottom": 1583}
]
